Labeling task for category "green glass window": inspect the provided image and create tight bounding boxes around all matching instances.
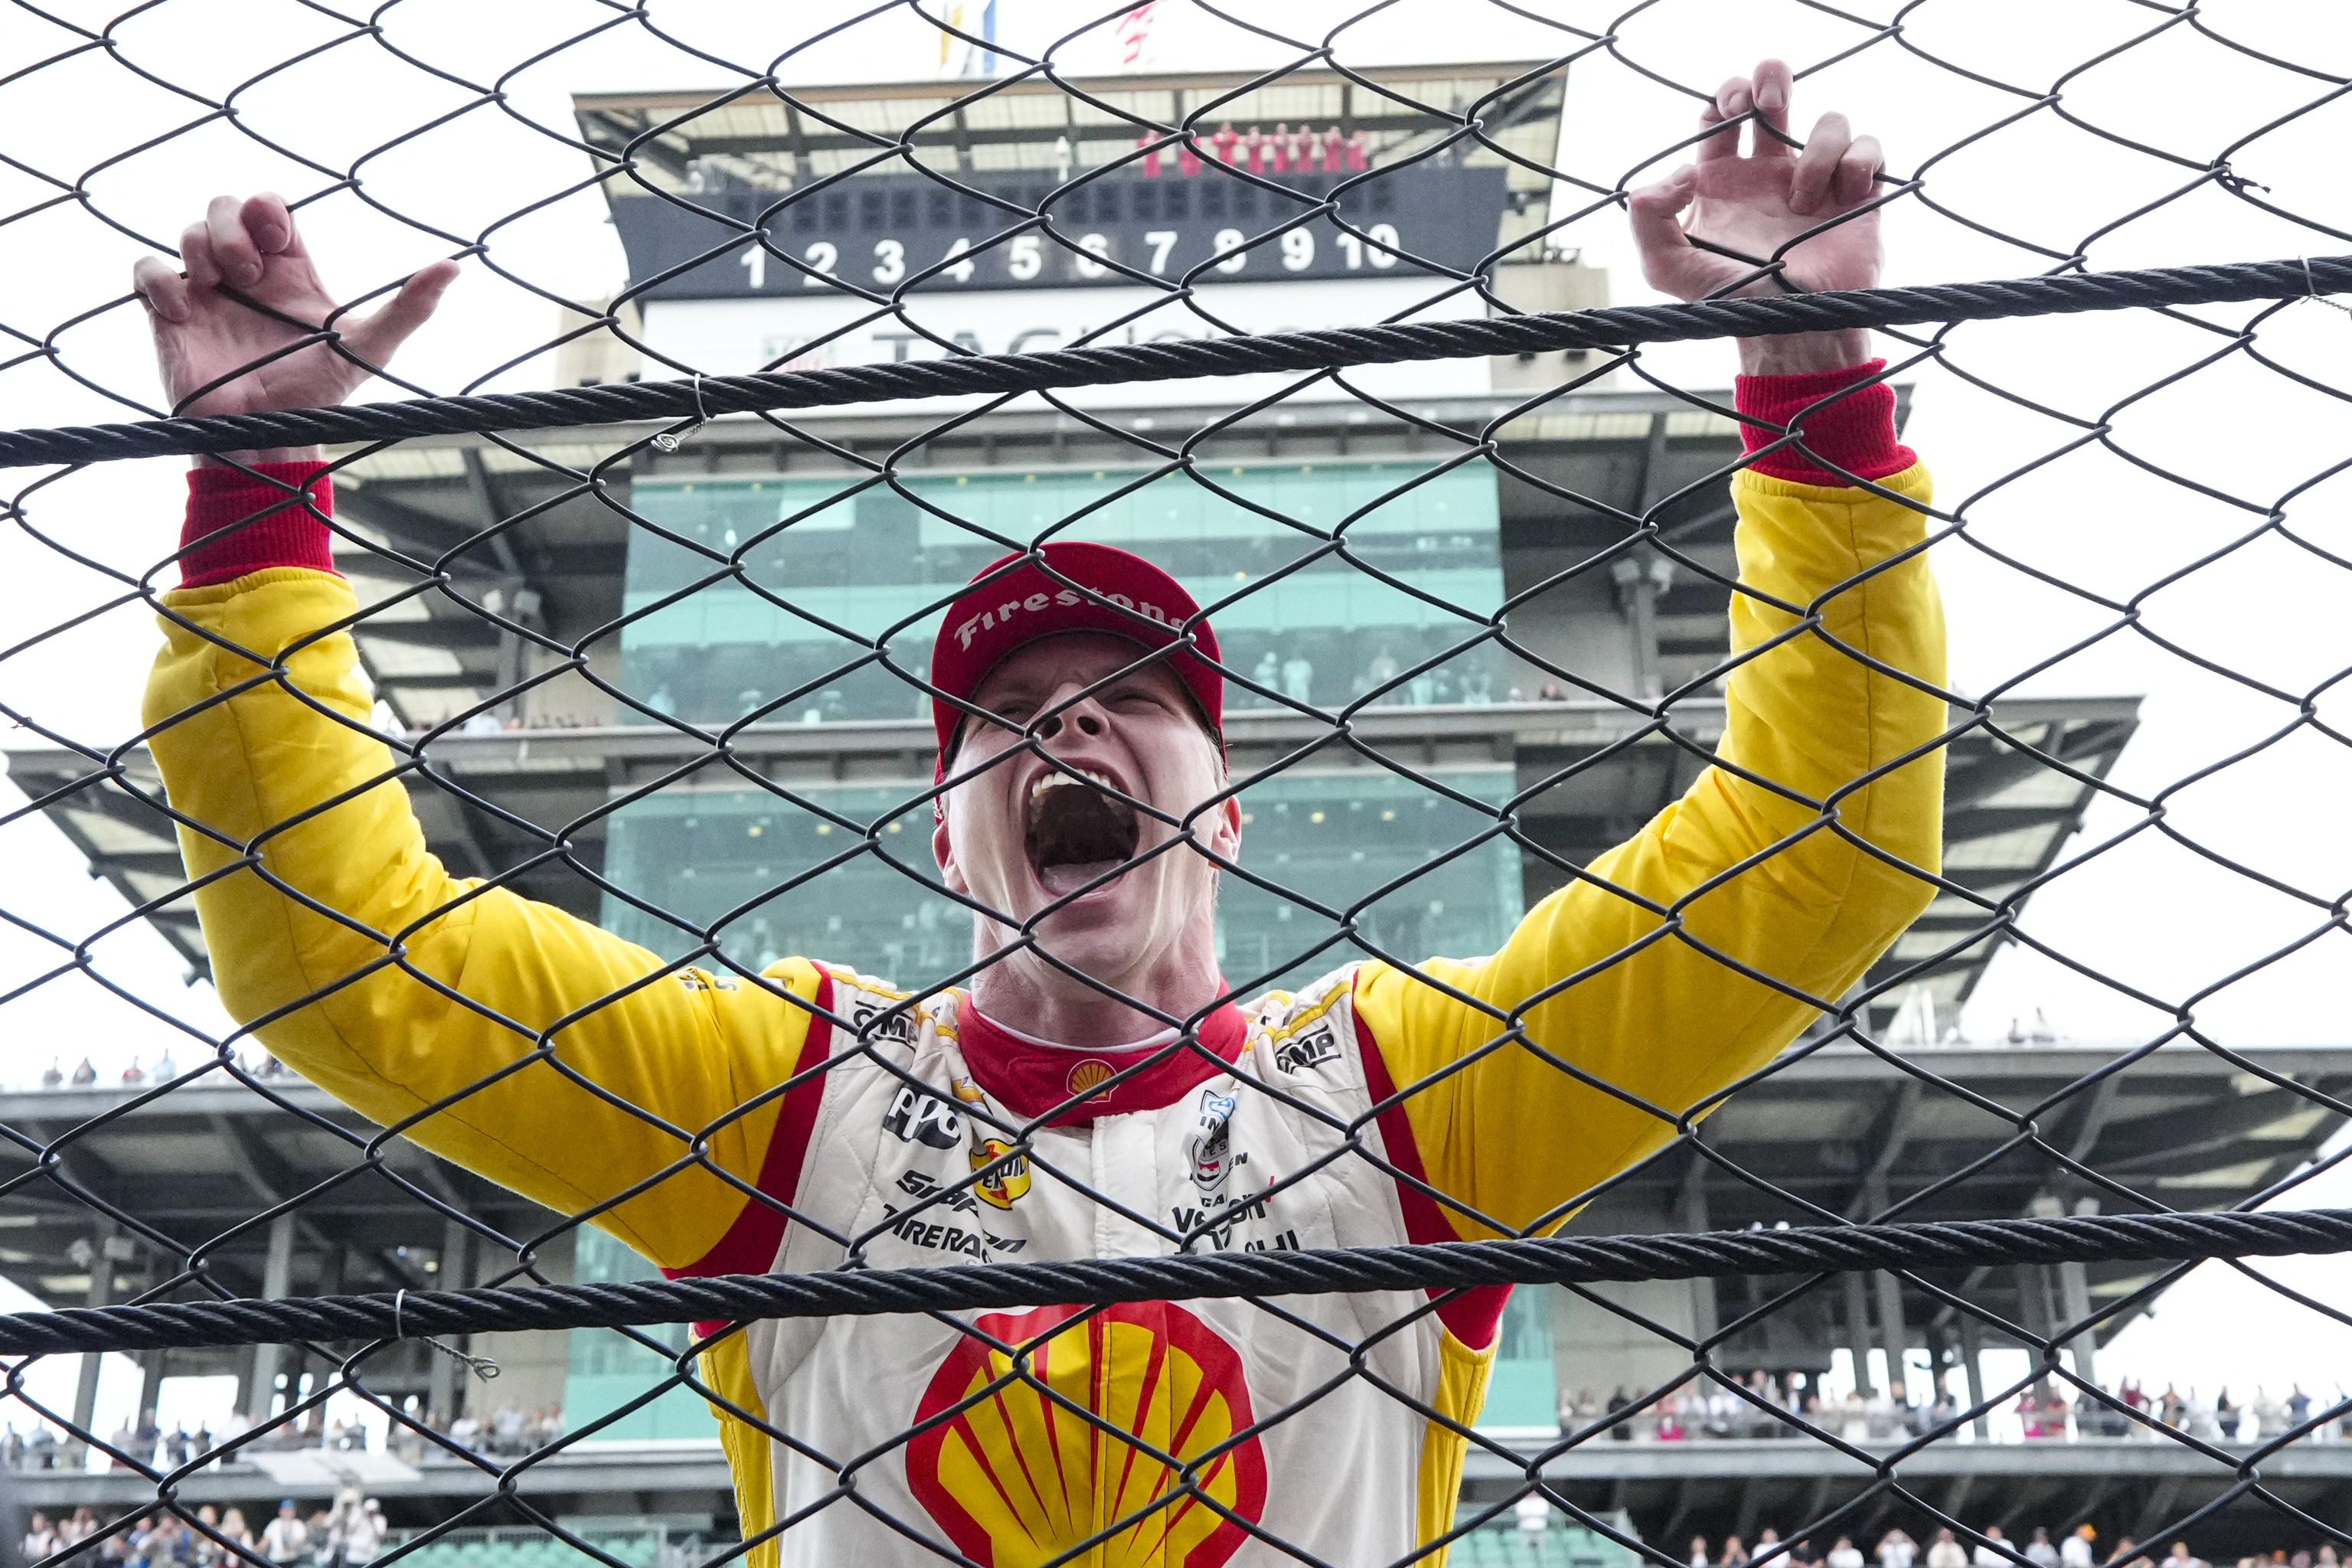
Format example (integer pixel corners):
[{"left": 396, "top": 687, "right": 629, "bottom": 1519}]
[
  {"left": 562, "top": 1228, "right": 718, "bottom": 1440},
  {"left": 598, "top": 766, "right": 1521, "bottom": 998},
  {"left": 615, "top": 460, "right": 1505, "bottom": 725}
]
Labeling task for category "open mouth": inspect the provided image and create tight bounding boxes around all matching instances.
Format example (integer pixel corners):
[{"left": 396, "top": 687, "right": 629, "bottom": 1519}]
[{"left": 1025, "top": 768, "right": 1140, "bottom": 898}]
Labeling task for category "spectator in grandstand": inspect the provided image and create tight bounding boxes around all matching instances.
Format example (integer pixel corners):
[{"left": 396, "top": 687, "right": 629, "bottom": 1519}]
[
  {"left": 260, "top": 1502, "right": 307, "bottom": 1566},
  {"left": 215, "top": 1510, "right": 253, "bottom": 1560},
  {"left": 187, "top": 1508, "right": 220, "bottom": 1568},
  {"left": 24, "top": 1512, "right": 56, "bottom": 1562},
  {"left": 1694, "top": 1537, "right": 1715, "bottom": 1568},
  {"left": 1878, "top": 1527, "right": 1919, "bottom": 1568},
  {"left": 1865, "top": 1383, "right": 1904, "bottom": 1442},
  {"left": 2286, "top": 1384, "right": 2312, "bottom": 1431},
  {"left": 1973, "top": 1526, "right": 2013, "bottom": 1568},
  {"left": 2062, "top": 1526, "right": 2098, "bottom": 1568},
  {"left": 132, "top": 57, "right": 1940, "bottom": 1568},
  {"left": 1573, "top": 1386, "right": 1599, "bottom": 1431},
  {"left": 112, "top": 1514, "right": 152, "bottom": 1567},
  {"left": 345, "top": 1501, "right": 385, "bottom": 1568},
  {"left": 1723, "top": 1537, "right": 1753, "bottom": 1568},
  {"left": 521, "top": 1407, "right": 563, "bottom": 1453},
  {"left": 2027, "top": 1527, "right": 2060, "bottom": 1566},
  {"left": 1830, "top": 1540, "right": 1867, "bottom": 1568},
  {"left": 40, "top": 1057, "right": 62, "bottom": 1088},
  {"left": 1927, "top": 1531, "right": 1970, "bottom": 1568},
  {"left": 69, "top": 1057, "right": 95, "bottom": 1086}
]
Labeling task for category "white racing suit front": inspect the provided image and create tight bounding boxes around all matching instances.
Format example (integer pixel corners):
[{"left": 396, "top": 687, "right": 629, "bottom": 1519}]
[{"left": 722, "top": 968, "right": 1493, "bottom": 1567}]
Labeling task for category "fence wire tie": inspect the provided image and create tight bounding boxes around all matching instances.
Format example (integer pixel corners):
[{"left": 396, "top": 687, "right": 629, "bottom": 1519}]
[
  {"left": 650, "top": 372, "right": 710, "bottom": 452},
  {"left": 2300, "top": 256, "right": 2352, "bottom": 319},
  {"left": 394, "top": 1286, "right": 499, "bottom": 1381}
]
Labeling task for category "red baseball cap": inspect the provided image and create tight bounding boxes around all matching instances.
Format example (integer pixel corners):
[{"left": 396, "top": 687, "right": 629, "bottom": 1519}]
[{"left": 929, "top": 542, "right": 1224, "bottom": 779}]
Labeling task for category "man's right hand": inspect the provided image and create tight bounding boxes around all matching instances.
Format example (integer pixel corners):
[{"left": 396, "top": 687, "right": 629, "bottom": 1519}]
[
  {"left": 1625, "top": 60, "right": 1885, "bottom": 376},
  {"left": 132, "top": 194, "right": 457, "bottom": 465}
]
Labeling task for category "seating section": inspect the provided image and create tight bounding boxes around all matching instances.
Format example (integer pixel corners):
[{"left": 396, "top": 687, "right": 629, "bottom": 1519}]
[
  {"left": 391, "top": 1532, "right": 665, "bottom": 1568},
  {"left": 1452, "top": 1526, "right": 1632, "bottom": 1566}
]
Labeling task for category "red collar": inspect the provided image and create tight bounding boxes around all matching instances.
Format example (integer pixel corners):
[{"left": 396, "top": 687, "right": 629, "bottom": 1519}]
[{"left": 953, "top": 995, "right": 1250, "bottom": 1125}]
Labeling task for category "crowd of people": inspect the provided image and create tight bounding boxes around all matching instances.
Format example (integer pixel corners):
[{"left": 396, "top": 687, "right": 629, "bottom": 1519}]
[
  {"left": 1684, "top": 1524, "right": 2346, "bottom": 1568},
  {"left": 19, "top": 1493, "right": 385, "bottom": 1568},
  {"left": 31, "top": 1051, "right": 293, "bottom": 1091},
  {"left": 0, "top": 1405, "right": 563, "bottom": 1472},
  {"left": 1569, "top": 1374, "right": 2352, "bottom": 1446}
]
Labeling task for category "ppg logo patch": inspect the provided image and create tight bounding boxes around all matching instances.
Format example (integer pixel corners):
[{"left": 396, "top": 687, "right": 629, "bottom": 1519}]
[{"left": 882, "top": 1087, "right": 963, "bottom": 1150}]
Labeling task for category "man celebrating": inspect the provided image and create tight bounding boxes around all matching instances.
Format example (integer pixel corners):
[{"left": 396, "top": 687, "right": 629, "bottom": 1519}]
[{"left": 139, "top": 60, "right": 1941, "bottom": 1566}]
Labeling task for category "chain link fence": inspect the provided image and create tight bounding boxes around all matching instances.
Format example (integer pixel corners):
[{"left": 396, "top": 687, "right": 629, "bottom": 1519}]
[{"left": 1, "top": 4, "right": 2350, "bottom": 1568}]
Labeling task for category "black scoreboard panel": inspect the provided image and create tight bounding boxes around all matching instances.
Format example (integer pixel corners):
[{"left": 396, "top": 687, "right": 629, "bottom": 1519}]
[{"left": 610, "top": 164, "right": 1511, "bottom": 299}]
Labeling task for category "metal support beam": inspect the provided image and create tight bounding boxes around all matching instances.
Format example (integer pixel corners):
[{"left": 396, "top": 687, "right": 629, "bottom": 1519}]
[
  {"left": 1862, "top": 1171, "right": 1911, "bottom": 1402},
  {"left": 428, "top": 1218, "right": 469, "bottom": 1423},
  {"left": 1681, "top": 1143, "right": 1717, "bottom": 1348},
  {"left": 133, "top": 1254, "right": 163, "bottom": 1435},
  {"left": 1958, "top": 1312, "right": 1990, "bottom": 1440},
  {"left": 2016, "top": 1258, "right": 2055, "bottom": 1354},
  {"left": 2056, "top": 1197, "right": 2100, "bottom": 1388},
  {"left": 458, "top": 449, "right": 532, "bottom": 721},
  {"left": 1848, "top": 1083, "right": 1922, "bottom": 1220},
  {"left": 1874, "top": 1266, "right": 1912, "bottom": 1404},
  {"left": 1943, "top": 1474, "right": 1975, "bottom": 1529},
  {"left": 2135, "top": 1473, "right": 2187, "bottom": 1541},
  {"left": 245, "top": 1213, "right": 296, "bottom": 1424},
  {"left": 67, "top": 1220, "right": 120, "bottom": 1465},
  {"left": 1842, "top": 1269, "right": 1877, "bottom": 1395}
]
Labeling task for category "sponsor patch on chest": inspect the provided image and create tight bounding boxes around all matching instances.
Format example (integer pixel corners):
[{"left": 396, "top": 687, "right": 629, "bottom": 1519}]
[
  {"left": 1271, "top": 1022, "right": 1341, "bottom": 1074},
  {"left": 879, "top": 1168, "right": 1029, "bottom": 1261}
]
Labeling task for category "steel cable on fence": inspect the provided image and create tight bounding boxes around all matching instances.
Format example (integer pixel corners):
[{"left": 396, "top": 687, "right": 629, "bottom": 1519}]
[
  {"left": 5, "top": 1207, "right": 2351, "bottom": 1357},
  {"left": 2, "top": 254, "right": 2348, "bottom": 465}
]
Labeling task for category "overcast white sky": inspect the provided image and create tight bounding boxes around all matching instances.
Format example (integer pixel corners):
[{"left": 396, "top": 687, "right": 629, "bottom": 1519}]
[{"left": 1, "top": 0, "right": 2348, "bottom": 1430}]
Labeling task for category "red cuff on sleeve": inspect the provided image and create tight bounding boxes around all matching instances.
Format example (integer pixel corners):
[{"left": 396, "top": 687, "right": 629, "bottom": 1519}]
[
  {"left": 1733, "top": 358, "right": 1916, "bottom": 488},
  {"left": 178, "top": 462, "right": 338, "bottom": 590}
]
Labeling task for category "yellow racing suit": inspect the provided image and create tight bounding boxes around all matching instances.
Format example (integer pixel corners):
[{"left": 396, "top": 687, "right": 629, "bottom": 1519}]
[{"left": 142, "top": 365, "right": 1944, "bottom": 1566}]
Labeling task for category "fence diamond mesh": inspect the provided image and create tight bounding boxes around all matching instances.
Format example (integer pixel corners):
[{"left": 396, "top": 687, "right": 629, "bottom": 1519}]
[{"left": 0, "top": 5, "right": 2350, "bottom": 1568}]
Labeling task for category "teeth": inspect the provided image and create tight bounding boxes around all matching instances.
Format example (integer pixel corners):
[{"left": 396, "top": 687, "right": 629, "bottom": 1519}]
[{"left": 1029, "top": 769, "right": 1116, "bottom": 802}]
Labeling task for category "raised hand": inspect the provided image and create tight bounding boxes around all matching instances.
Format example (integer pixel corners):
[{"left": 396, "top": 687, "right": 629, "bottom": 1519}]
[
  {"left": 1625, "top": 60, "right": 1885, "bottom": 374},
  {"left": 132, "top": 194, "right": 457, "bottom": 462}
]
